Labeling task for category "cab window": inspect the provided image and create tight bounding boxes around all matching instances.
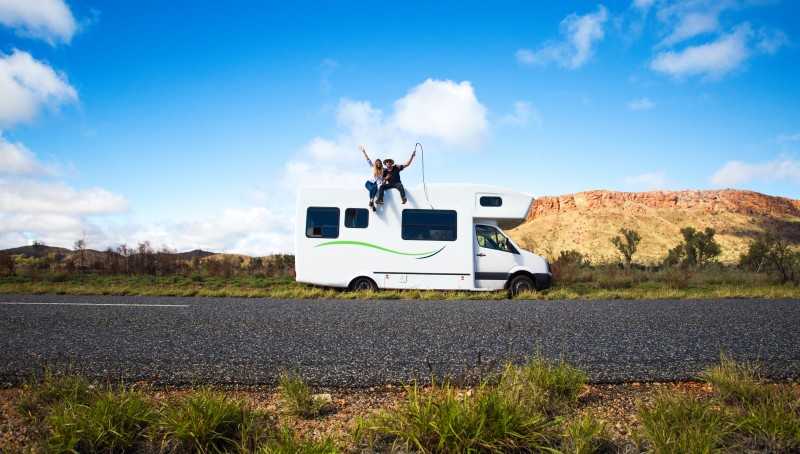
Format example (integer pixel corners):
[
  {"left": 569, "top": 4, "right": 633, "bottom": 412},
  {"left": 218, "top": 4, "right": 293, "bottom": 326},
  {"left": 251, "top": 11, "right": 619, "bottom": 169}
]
[{"left": 475, "top": 225, "right": 518, "bottom": 253}]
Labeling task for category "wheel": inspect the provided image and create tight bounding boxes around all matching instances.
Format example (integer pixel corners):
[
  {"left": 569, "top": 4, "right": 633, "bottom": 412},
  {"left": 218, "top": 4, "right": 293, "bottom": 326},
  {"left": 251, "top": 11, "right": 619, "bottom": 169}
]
[
  {"left": 508, "top": 275, "right": 535, "bottom": 297},
  {"left": 350, "top": 276, "right": 377, "bottom": 292}
]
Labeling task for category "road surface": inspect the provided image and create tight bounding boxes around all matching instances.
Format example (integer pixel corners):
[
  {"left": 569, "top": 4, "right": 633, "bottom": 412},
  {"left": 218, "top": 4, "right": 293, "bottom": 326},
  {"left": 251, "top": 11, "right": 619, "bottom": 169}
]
[{"left": 1, "top": 295, "right": 798, "bottom": 387}]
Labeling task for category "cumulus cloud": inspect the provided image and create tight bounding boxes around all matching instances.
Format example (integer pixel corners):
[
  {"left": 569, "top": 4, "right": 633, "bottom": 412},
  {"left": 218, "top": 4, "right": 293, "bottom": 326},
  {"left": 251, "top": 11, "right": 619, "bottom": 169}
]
[
  {"left": 159, "top": 207, "right": 295, "bottom": 255},
  {"left": 624, "top": 171, "right": 667, "bottom": 190},
  {"left": 516, "top": 6, "right": 608, "bottom": 69},
  {"left": 650, "top": 23, "right": 752, "bottom": 80},
  {"left": 0, "top": 0, "right": 77, "bottom": 44},
  {"left": 281, "top": 79, "right": 490, "bottom": 193},
  {"left": 626, "top": 97, "right": 656, "bottom": 111},
  {"left": 0, "top": 180, "right": 129, "bottom": 215},
  {"left": 391, "top": 79, "right": 489, "bottom": 148},
  {"left": 0, "top": 50, "right": 78, "bottom": 126},
  {"left": 0, "top": 134, "right": 57, "bottom": 175},
  {"left": 711, "top": 156, "right": 800, "bottom": 186}
]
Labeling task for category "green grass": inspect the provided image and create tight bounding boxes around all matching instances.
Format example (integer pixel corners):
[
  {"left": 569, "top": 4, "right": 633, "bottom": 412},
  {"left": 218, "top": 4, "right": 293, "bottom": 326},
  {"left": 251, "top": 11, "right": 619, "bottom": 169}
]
[
  {"left": 277, "top": 370, "right": 329, "bottom": 419},
  {"left": 635, "top": 353, "right": 800, "bottom": 454},
  {"left": 10, "top": 356, "right": 799, "bottom": 453},
  {"left": 2, "top": 270, "right": 799, "bottom": 299},
  {"left": 635, "top": 391, "right": 732, "bottom": 454},
  {"left": 355, "top": 358, "right": 591, "bottom": 453},
  {"left": 155, "top": 387, "right": 267, "bottom": 453}
]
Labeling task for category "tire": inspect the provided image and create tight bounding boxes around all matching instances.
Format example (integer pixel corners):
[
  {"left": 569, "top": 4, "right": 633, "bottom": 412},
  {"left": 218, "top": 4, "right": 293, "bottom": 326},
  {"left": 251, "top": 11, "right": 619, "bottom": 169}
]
[
  {"left": 508, "top": 275, "right": 535, "bottom": 298},
  {"left": 350, "top": 276, "right": 377, "bottom": 292}
]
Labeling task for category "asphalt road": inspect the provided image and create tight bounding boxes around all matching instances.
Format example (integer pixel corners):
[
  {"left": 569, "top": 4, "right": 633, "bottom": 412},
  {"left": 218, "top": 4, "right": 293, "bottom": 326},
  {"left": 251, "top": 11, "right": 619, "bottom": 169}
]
[{"left": 1, "top": 295, "right": 798, "bottom": 387}]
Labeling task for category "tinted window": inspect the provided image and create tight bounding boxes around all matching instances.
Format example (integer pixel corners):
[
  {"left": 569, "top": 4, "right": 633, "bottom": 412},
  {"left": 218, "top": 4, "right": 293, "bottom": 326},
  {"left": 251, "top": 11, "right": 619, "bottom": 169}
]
[
  {"left": 402, "top": 210, "right": 457, "bottom": 241},
  {"left": 344, "top": 208, "right": 369, "bottom": 228},
  {"left": 306, "top": 207, "right": 339, "bottom": 238},
  {"left": 480, "top": 196, "right": 503, "bottom": 207}
]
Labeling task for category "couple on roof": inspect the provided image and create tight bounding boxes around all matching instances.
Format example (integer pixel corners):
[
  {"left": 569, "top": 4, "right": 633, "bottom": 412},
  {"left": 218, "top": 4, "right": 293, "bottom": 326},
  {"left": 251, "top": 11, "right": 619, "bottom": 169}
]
[{"left": 359, "top": 145, "right": 416, "bottom": 212}]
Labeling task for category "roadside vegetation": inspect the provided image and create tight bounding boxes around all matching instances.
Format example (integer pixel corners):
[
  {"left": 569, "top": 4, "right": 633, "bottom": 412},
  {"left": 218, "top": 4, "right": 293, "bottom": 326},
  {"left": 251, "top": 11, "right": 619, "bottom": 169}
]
[
  {"left": 1, "top": 227, "right": 799, "bottom": 299},
  {"left": 8, "top": 355, "right": 798, "bottom": 453}
]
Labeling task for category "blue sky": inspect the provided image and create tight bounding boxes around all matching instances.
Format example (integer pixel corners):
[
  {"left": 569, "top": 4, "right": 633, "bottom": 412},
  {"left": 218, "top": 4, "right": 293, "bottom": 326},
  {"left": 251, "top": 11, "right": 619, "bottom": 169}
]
[{"left": 1, "top": 0, "right": 799, "bottom": 255}]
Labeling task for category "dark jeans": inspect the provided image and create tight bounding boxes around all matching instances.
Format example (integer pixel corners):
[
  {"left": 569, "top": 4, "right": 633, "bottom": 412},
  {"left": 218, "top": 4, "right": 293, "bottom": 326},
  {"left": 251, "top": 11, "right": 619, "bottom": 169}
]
[
  {"left": 365, "top": 181, "right": 378, "bottom": 199},
  {"left": 378, "top": 182, "right": 405, "bottom": 201}
]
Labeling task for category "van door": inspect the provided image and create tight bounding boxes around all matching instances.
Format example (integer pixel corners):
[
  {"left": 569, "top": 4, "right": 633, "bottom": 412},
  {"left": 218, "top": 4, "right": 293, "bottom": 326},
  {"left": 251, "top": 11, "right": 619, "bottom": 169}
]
[{"left": 474, "top": 224, "right": 515, "bottom": 290}]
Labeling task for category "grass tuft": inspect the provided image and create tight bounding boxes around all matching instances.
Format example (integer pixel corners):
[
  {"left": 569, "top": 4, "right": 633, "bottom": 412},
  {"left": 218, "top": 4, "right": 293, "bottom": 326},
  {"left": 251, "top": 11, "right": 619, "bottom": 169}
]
[
  {"left": 561, "top": 413, "right": 614, "bottom": 454},
  {"left": 635, "top": 390, "right": 731, "bottom": 454},
  {"left": 277, "top": 370, "right": 329, "bottom": 419},
  {"left": 699, "top": 349, "right": 768, "bottom": 405},
  {"left": 156, "top": 387, "right": 266, "bottom": 453}
]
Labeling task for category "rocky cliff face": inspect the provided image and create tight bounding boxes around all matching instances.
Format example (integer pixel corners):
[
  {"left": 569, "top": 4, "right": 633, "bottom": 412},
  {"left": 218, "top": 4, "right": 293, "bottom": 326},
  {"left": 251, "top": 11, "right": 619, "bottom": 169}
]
[
  {"left": 509, "top": 189, "right": 800, "bottom": 264},
  {"left": 527, "top": 189, "right": 800, "bottom": 221}
]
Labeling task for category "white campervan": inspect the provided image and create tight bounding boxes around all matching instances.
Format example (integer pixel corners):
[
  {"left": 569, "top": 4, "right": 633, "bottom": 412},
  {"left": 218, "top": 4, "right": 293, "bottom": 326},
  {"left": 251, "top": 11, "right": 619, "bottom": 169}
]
[{"left": 294, "top": 183, "right": 552, "bottom": 296}]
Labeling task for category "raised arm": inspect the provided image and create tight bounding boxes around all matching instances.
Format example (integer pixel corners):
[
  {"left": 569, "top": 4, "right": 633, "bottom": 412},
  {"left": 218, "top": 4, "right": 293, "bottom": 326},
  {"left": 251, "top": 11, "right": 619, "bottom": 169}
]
[
  {"left": 403, "top": 149, "right": 416, "bottom": 168},
  {"left": 359, "top": 145, "right": 370, "bottom": 161}
]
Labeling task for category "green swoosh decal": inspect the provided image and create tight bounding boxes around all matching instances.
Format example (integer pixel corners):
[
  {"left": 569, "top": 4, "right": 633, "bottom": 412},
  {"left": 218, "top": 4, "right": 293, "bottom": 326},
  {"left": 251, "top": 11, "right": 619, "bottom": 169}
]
[{"left": 315, "top": 241, "right": 443, "bottom": 258}]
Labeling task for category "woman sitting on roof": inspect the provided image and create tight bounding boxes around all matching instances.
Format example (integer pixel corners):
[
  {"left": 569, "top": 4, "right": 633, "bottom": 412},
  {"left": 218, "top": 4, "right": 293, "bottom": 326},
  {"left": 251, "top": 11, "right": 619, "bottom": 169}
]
[{"left": 359, "top": 145, "right": 383, "bottom": 212}]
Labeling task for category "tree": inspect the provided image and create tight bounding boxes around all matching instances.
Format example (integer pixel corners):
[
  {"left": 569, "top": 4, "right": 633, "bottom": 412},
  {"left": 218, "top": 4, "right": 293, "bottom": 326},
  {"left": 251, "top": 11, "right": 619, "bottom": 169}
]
[
  {"left": 740, "top": 233, "right": 799, "bottom": 284},
  {"left": 663, "top": 227, "right": 721, "bottom": 268},
  {"left": 611, "top": 228, "right": 641, "bottom": 267}
]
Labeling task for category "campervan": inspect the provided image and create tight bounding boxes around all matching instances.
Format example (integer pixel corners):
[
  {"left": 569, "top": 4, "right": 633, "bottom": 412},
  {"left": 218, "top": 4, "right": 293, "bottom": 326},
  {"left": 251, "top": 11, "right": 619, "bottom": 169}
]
[{"left": 294, "top": 184, "right": 551, "bottom": 296}]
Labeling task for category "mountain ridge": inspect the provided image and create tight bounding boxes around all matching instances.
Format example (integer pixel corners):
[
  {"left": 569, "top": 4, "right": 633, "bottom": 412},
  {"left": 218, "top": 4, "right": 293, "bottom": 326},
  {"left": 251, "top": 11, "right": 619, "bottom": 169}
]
[{"left": 510, "top": 188, "right": 800, "bottom": 265}]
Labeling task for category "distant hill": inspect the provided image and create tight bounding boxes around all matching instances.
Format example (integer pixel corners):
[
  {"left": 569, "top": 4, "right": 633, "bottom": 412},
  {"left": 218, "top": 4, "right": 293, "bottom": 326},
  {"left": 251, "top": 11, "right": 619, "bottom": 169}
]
[
  {"left": 172, "top": 249, "right": 216, "bottom": 260},
  {"left": 508, "top": 189, "right": 800, "bottom": 265},
  {"left": 0, "top": 246, "right": 217, "bottom": 261},
  {"left": 0, "top": 245, "right": 74, "bottom": 258}
]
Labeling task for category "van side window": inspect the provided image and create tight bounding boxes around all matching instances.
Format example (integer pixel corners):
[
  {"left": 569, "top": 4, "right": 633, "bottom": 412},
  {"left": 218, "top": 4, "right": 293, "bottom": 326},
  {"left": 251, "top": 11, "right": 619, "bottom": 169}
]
[
  {"left": 306, "top": 207, "right": 339, "bottom": 238},
  {"left": 476, "top": 225, "right": 518, "bottom": 254},
  {"left": 344, "top": 208, "right": 368, "bottom": 228},
  {"left": 479, "top": 196, "right": 503, "bottom": 207},
  {"left": 402, "top": 210, "right": 457, "bottom": 241}
]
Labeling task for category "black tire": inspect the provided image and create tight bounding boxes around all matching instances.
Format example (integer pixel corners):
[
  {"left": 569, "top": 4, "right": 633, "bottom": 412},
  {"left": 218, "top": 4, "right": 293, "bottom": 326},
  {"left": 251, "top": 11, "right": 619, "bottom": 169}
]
[
  {"left": 350, "top": 276, "right": 377, "bottom": 292},
  {"left": 508, "top": 275, "right": 535, "bottom": 298}
]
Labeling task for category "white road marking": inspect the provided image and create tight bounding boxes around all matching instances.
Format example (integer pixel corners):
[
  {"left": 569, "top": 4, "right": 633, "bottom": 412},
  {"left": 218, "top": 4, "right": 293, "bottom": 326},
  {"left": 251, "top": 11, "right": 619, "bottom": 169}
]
[{"left": 0, "top": 302, "right": 189, "bottom": 308}]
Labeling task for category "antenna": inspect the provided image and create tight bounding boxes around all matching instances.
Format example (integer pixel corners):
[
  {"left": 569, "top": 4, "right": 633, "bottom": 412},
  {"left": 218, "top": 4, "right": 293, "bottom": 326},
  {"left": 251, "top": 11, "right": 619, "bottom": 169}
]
[{"left": 415, "top": 143, "right": 434, "bottom": 209}]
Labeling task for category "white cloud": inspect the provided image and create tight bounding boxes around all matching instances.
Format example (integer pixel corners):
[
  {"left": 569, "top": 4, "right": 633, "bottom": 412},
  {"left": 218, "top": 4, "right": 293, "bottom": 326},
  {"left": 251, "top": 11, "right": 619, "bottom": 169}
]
[
  {"left": 650, "top": 23, "right": 752, "bottom": 80},
  {"left": 0, "top": 134, "right": 57, "bottom": 175},
  {"left": 0, "top": 49, "right": 78, "bottom": 126},
  {"left": 633, "top": 0, "right": 655, "bottom": 10},
  {"left": 161, "top": 207, "right": 295, "bottom": 255},
  {"left": 711, "top": 156, "right": 800, "bottom": 186},
  {"left": 0, "top": 0, "right": 77, "bottom": 44},
  {"left": 624, "top": 171, "right": 667, "bottom": 190},
  {"left": 516, "top": 6, "right": 608, "bottom": 69},
  {"left": 0, "top": 180, "right": 129, "bottom": 215},
  {"left": 626, "top": 97, "right": 656, "bottom": 110},
  {"left": 391, "top": 79, "right": 488, "bottom": 148},
  {"left": 501, "top": 101, "right": 541, "bottom": 127}
]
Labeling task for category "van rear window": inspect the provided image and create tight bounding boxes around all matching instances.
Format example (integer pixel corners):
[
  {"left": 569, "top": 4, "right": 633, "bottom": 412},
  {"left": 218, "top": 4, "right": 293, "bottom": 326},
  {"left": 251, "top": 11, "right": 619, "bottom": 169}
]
[
  {"left": 401, "top": 210, "right": 457, "bottom": 241},
  {"left": 306, "top": 207, "right": 339, "bottom": 238}
]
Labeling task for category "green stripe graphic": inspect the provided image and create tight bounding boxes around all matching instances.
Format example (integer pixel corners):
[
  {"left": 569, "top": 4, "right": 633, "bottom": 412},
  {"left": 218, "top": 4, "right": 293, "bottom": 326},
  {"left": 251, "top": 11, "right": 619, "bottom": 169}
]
[{"left": 315, "top": 240, "right": 440, "bottom": 257}]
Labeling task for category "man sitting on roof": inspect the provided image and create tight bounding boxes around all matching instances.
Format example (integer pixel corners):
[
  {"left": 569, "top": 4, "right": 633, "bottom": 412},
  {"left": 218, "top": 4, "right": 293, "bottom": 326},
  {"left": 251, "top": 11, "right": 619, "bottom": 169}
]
[{"left": 376, "top": 149, "right": 416, "bottom": 205}]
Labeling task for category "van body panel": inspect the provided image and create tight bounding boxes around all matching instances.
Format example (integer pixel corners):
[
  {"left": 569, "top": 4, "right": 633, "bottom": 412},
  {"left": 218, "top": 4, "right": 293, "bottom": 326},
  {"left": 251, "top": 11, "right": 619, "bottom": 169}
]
[{"left": 295, "top": 184, "right": 551, "bottom": 292}]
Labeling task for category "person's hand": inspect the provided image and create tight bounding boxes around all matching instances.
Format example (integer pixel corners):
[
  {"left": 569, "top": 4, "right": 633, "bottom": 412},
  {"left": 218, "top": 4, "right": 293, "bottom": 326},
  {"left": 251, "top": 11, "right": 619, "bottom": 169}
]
[{"left": 359, "top": 145, "right": 365, "bottom": 152}]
